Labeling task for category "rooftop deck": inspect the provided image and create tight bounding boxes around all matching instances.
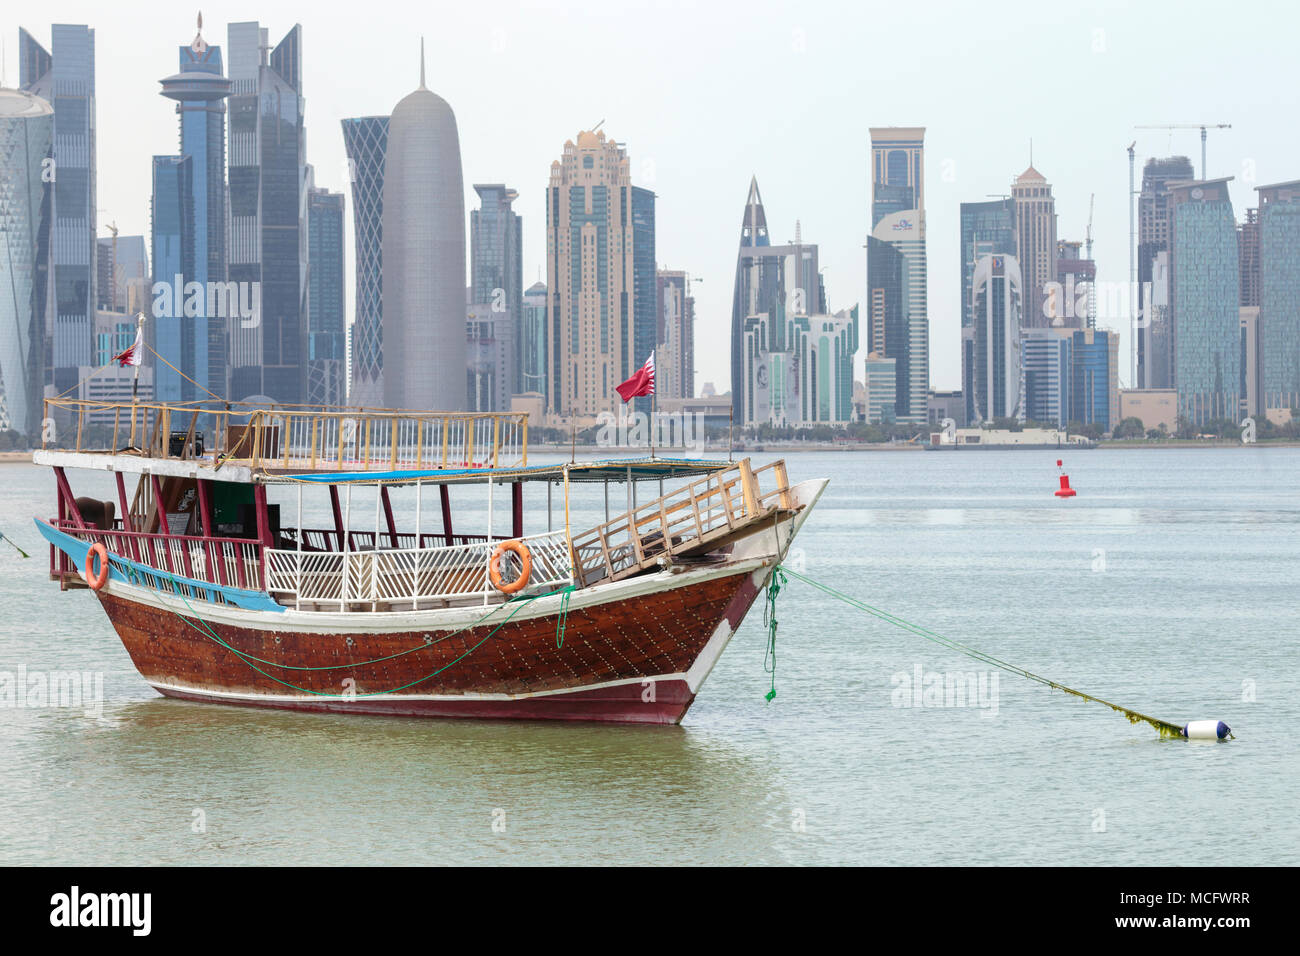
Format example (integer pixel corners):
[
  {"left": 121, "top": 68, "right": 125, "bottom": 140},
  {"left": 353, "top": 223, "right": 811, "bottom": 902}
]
[{"left": 39, "top": 398, "right": 529, "bottom": 479}]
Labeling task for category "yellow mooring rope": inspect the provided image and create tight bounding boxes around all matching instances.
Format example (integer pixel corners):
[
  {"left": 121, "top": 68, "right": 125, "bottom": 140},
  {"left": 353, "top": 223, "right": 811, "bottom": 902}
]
[{"left": 777, "top": 565, "right": 1203, "bottom": 739}]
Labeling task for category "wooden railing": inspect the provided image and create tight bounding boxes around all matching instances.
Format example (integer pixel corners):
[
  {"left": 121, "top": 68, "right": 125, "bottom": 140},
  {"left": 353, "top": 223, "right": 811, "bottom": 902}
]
[
  {"left": 265, "top": 530, "right": 573, "bottom": 611},
  {"left": 39, "top": 399, "right": 529, "bottom": 473},
  {"left": 50, "top": 520, "right": 265, "bottom": 595},
  {"left": 568, "top": 458, "right": 793, "bottom": 587}
]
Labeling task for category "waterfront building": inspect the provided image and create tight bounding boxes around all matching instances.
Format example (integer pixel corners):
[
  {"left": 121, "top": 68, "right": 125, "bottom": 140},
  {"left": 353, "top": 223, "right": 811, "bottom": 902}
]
[
  {"left": 863, "top": 353, "right": 897, "bottom": 424},
  {"left": 382, "top": 51, "right": 466, "bottom": 412},
  {"left": 1012, "top": 165, "right": 1057, "bottom": 328},
  {"left": 742, "top": 301, "right": 858, "bottom": 426},
  {"left": 1136, "top": 156, "right": 1195, "bottom": 388},
  {"left": 970, "top": 254, "right": 1023, "bottom": 423},
  {"left": 341, "top": 114, "right": 388, "bottom": 406},
  {"left": 307, "top": 187, "right": 345, "bottom": 406},
  {"left": 1168, "top": 178, "right": 1240, "bottom": 424},
  {"left": 520, "top": 280, "right": 547, "bottom": 398},
  {"left": 226, "top": 21, "right": 307, "bottom": 403},
  {"left": 0, "top": 86, "right": 53, "bottom": 439},
  {"left": 655, "top": 269, "right": 696, "bottom": 401},
  {"left": 1255, "top": 180, "right": 1300, "bottom": 414},
  {"left": 20, "top": 24, "right": 97, "bottom": 398},
  {"left": 545, "top": 128, "right": 655, "bottom": 419},
  {"left": 1070, "top": 328, "right": 1120, "bottom": 432},
  {"left": 867, "top": 127, "right": 928, "bottom": 423},
  {"left": 152, "top": 16, "right": 231, "bottom": 402},
  {"left": 959, "top": 198, "right": 1016, "bottom": 423},
  {"left": 731, "top": 179, "right": 825, "bottom": 424},
  {"left": 470, "top": 184, "right": 522, "bottom": 398},
  {"left": 1020, "top": 328, "right": 1072, "bottom": 428}
]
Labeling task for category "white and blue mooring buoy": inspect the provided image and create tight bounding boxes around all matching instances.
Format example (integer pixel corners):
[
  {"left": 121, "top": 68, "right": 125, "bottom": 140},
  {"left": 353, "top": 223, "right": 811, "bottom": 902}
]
[{"left": 1182, "top": 720, "right": 1233, "bottom": 740}]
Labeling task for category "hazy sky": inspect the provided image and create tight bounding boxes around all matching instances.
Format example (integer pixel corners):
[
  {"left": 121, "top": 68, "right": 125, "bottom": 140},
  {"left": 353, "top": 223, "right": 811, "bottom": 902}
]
[{"left": 5, "top": 0, "right": 1293, "bottom": 393}]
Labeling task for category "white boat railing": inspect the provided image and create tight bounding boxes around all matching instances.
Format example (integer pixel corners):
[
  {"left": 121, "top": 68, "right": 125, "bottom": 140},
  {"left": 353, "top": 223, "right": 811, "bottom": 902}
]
[{"left": 264, "top": 530, "right": 573, "bottom": 611}]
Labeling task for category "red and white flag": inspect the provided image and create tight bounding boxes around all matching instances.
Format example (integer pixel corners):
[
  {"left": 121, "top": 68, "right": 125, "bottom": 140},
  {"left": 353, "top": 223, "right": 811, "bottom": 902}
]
[
  {"left": 615, "top": 352, "right": 655, "bottom": 403},
  {"left": 113, "top": 327, "right": 143, "bottom": 368}
]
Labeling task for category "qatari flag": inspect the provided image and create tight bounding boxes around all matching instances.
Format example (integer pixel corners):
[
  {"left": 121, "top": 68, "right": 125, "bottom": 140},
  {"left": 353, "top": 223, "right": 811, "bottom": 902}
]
[
  {"left": 615, "top": 353, "right": 655, "bottom": 403},
  {"left": 113, "top": 327, "right": 143, "bottom": 368}
]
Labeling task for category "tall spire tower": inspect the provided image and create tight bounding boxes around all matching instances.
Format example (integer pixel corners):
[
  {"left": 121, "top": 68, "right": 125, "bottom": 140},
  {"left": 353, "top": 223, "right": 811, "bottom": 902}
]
[{"left": 381, "top": 42, "right": 466, "bottom": 410}]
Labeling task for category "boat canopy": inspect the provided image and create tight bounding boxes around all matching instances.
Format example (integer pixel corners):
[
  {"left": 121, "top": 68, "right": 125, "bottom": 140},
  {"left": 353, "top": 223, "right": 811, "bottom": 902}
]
[{"left": 272, "top": 457, "right": 732, "bottom": 487}]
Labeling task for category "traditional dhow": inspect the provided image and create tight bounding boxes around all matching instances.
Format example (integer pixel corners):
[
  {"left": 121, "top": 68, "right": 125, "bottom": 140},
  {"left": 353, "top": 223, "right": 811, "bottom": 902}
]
[{"left": 33, "top": 399, "right": 826, "bottom": 724}]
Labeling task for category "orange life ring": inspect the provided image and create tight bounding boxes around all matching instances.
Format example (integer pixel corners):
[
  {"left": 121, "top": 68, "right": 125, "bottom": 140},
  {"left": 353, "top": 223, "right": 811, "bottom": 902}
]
[
  {"left": 85, "top": 543, "right": 110, "bottom": 590},
  {"left": 489, "top": 539, "right": 532, "bottom": 594}
]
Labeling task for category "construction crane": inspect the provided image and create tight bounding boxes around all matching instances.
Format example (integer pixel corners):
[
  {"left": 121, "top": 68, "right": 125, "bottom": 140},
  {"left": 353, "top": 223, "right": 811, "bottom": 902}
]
[
  {"left": 1085, "top": 193, "right": 1095, "bottom": 261},
  {"left": 1134, "top": 124, "right": 1231, "bottom": 180}
]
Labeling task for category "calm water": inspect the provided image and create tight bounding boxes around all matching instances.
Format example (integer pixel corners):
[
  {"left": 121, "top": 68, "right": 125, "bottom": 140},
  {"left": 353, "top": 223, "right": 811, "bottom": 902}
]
[{"left": 1, "top": 448, "right": 1297, "bottom": 865}]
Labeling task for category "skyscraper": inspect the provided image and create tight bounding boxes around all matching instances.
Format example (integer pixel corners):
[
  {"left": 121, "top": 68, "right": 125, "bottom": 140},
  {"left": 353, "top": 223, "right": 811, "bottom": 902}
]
[
  {"left": 149, "top": 154, "right": 195, "bottom": 401},
  {"left": 226, "top": 21, "right": 306, "bottom": 403},
  {"left": 1168, "top": 178, "right": 1240, "bottom": 425},
  {"left": 1238, "top": 207, "right": 1260, "bottom": 308},
  {"left": 731, "top": 178, "right": 825, "bottom": 424},
  {"left": 545, "top": 128, "right": 655, "bottom": 418},
  {"left": 382, "top": 49, "right": 466, "bottom": 412},
  {"left": 470, "top": 184, "right": 522, "bottom": 398},
  {"left": 1255, "top": 179, "right": 1300, "bottom": 414},
  {"left": 655, "top": 269, "right": 696, "bottom": 401},
  {"left": 743, "top": 301, "right": 859, "bottom": 426},
  {"left": 959, "top": 198, "right": 1017, "bottom": 424},
  {"left": 867, "top": 127, "right": 928, "bottom": 423},
  {"left": 0, "top": 87, "right": 53, "bottom": 439},
  {"left": 341, "top": 115, "right": 388, "bottom": 407},
  {"left": 520, "top": 280, "right": 547, "bottom": 398},
  {"left": 153, "top": 15, "right": 231, "bottom": 402},
  {"left": 1136, "top": 156, "right": 1195, "bottom": 388},
  {"left": 1012, "top": 165, "right": 1057, "bottom": 327},
  {"left": 1052, "top": 239, "right": 1096, "bottom": 329},
  {"left": 1070, "top": 328, "right": 1120, "bottom": 431},
  {"left": 307, "top": 186, "right": 345, "bottom": 406},
  {"left": 20, "top": 25, "right": 96, "bottom": 398},
  {"left": 96, "top": 234, "right": 148, "bottom": 312},
  {"left": 970, "top": 254, "right": 1023, "bottom": 423},
  {"left": 1020, "top": 329, "right": 1072, "bottom": 428}
]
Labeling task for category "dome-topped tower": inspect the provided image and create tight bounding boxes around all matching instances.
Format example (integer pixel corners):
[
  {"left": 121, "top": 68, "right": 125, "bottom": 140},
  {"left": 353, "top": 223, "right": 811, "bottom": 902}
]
[{"left": 382, "top": 40, "right": 467, "bottom": 411}]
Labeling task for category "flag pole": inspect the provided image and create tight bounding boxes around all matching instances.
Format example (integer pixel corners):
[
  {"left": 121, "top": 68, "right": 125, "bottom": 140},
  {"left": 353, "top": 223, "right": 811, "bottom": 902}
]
[
  {"left": 131, "top": 311, "right": 145, "bottom": 403},
  {"left": 650, "top": 348, "right": 656, "bottom": 460}
]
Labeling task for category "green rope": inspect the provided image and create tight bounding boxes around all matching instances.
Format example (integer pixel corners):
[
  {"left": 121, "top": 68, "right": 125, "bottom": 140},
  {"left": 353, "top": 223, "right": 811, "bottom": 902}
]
[
  {"left": 778, "top": 565, "right": 1187, "bottom": 738},
  {"left": 555, "top": 585, "right": 573, "bottom": 648},
  {"left": 761, "top": 567, "right": 785, "bottom": 702}
]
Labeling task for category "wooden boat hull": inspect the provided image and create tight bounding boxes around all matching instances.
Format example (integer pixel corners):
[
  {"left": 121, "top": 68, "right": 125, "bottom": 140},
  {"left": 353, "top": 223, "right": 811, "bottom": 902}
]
[{"left": 95, "top": 563, "right": 768, "bottom": 725}]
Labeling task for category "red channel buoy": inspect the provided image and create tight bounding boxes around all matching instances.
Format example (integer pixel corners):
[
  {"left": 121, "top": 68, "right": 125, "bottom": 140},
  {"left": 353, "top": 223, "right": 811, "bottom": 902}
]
[{"left": 1054, "top": 459, "right": 1077, "bottom": 498}]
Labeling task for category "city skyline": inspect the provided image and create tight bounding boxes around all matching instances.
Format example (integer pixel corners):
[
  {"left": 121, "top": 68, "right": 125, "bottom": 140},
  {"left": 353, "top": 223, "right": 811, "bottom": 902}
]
[{"left": 6, "top": 0, "right": 1290, "bottom": 399}]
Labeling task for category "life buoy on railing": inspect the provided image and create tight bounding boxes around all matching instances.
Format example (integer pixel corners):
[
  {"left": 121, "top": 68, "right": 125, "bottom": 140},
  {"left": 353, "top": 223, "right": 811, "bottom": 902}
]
[
  {"left": 85, "top": 542, "right": 110, "bottom": 591},
  {"left": 489, "top": 539, "right": 532, "bottom": 594}
]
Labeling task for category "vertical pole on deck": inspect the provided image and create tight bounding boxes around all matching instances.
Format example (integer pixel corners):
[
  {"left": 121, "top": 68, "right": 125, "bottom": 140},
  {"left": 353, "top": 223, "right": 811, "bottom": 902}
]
[
  {"left": 511, "top": 482, "right": 523, "bottom": 539},
  {"left": 440, "top": 484, "right": 453, "bottom": 545},
  {"left": 380, "top": 485, "right": 399, "bottom": 548},
  {"left": 116, "top": 472, "right": 132, "bottom": 533},
  {"left": 295, "top": 483, "right": 303, "bottom": 610},
  {"left": 342, "top": 484, "right": 352, "bottom": 609},
  {"left": 414, "top": 480, "right": 423, "bottom": 547},
  {"left": 547, "top": 481, "right": 553, "bottom": 533},
  {"left": 413, "top": 479, "right": 423, "bottom": 605},
  {"left": 330, "top": 484, "right": 346, "bottom": 552},
  {"left": 150, "top": 473, "right": 167, "bottom": 535},
  {"left": 253, "top": 483, "right": 273, "bottom": 590},
  {"left": 484, "top": 478, "right": 493, "bottom": 604}
]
